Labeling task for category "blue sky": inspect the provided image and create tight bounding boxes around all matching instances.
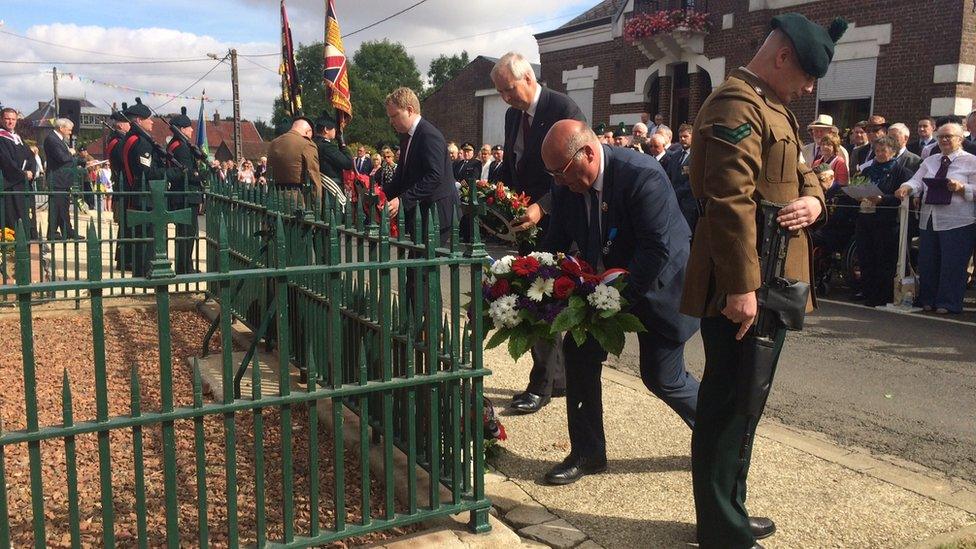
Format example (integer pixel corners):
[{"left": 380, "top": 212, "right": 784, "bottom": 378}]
[{"left": 0, "top": 0, "right": 595, "bottom": 120}]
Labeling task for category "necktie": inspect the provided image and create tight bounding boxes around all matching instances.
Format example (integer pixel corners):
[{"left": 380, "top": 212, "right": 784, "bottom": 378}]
[
  {"left": 586, "top": 188, "right": 602, "bottom": 268},
  {"left": 935, "top": 154, "right": 951, "bottom": 179},
  {"left": 682, "top": 150, "right": 690, "bottom": 166},
  {"left": 517, "top": 111, "right": 531, "bottom": 177}
]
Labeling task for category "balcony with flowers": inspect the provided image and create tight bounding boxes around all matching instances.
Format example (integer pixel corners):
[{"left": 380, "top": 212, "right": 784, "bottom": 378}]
[{"left": 624, "top": 9, "right": 713, "bottom": 61}]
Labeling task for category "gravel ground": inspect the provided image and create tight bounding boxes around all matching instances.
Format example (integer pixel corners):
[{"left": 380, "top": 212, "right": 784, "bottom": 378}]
[{"left": 0, "top": 309, "right": 416, "bottom": 547}]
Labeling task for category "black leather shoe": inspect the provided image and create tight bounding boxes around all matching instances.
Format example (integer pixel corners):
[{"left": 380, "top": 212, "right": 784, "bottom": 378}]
[
  {"left": 510, "top": 391, "right": 527, "bottom": 405},
  {"left": 509, "top": 392, "right": 550, "bottom": 414},
  {"left": 543, "top": 454, "right": 608, "bottom": 485},
  {"left": 749, "top": 516, "right": 776, "bottom": 540}
]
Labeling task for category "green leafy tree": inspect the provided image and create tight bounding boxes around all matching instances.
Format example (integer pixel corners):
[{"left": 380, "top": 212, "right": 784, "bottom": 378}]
[
  {"left": 271, "top": 39, "right": 423, "bottom": 148},
  {"left": 426, "top": 51, "right": 469, "bottom": 94},
  {"left": 253, "top": 118, "right": 275, "bottom": 141}
]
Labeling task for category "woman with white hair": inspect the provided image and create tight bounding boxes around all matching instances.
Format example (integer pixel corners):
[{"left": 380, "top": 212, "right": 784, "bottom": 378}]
[{"left": 895, "top": 122, "right": 976, "bottom": 313}]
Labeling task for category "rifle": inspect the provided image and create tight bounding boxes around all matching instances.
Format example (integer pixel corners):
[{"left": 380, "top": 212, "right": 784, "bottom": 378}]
[
  {"left": 114, "top": 103, "right": 184, "bottom": 171},
  {"left": 150, "top": 105, "right": 208, "bottom": 162},
  {"left": 736, "top": 200, "right": 811, "bottom": 457}
]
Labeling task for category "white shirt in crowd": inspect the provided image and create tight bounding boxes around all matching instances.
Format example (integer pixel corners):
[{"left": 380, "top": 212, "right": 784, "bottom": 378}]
[
  {"left": 480, "top": 160, "right": 493, "bottom": 180},
  {"left": 901, "top": 149, "right": 976, "bottom": 231},
  {"left": 513, "top": 84, "right": 542, "bottom": 161}
]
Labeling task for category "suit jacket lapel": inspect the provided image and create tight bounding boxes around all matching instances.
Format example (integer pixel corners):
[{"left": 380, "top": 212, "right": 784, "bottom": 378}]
[{"left": 599, "top": 145, "right": 613, "bottom": 247}]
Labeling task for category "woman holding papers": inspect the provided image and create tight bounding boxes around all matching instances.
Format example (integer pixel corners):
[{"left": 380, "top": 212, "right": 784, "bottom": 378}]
[
  {"left": 895, "top": 122, "right": 976, "bottom": 314},
  {"left": 855, "top": 136, "right": 914, "bottom": 307}
]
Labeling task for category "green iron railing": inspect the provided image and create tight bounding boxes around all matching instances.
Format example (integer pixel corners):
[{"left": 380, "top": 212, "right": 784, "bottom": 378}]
[
  {"left": 0, "top": 168, "right": 206, "bottom": 305},
  {"left": 0, "top": 173, "right": 492, "bottom": 547}
]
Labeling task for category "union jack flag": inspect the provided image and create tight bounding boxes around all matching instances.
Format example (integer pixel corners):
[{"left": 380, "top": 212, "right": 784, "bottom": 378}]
[{"left": 324, "top": 0, "right": 352, "bottom": 125}]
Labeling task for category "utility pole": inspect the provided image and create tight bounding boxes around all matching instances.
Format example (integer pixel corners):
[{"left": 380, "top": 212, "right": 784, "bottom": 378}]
[
  {"left": 52, "top": 66, "right": 59, "bottom": 119},
  {"left": 230, "top": 48, "right": 242, "bottom": 163}
]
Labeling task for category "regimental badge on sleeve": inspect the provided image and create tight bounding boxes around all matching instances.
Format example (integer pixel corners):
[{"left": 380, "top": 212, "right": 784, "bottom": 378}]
[
  {"left": 139, "top": 153, "right": 152, "bottom": 167},
  {"left": 713, "top": 123, "right": 753, "bottom": 145}
]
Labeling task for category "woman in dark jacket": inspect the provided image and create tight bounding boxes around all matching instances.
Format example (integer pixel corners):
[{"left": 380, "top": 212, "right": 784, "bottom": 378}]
[{"left": 855, "top": 136, "right": 915, "bottom": 306}]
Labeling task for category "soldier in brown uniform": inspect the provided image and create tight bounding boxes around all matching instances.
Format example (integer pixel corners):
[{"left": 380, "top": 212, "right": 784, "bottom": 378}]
[
  {"left": 682, "top": 14, "right": 846, "bottom": 548},
  {"left": 267, "top": 117, "right": 321, "bottom": 208}
]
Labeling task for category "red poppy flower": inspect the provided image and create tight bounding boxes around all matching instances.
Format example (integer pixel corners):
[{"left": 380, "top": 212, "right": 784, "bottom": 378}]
[
  {"left": 512, "top": 256, "right": 540, "bottom": 277},
  {"left": 496, "top": 422, "right": 507, "bottom": 441},
  {"left": 490, "top": 278, "right": 511, "bottom": 299},
  {"left": 553, "top": 276, "right": 576, "bottom": 300},
  {"left": 487, "top": 197, "right": 495, "bottom": 205}
]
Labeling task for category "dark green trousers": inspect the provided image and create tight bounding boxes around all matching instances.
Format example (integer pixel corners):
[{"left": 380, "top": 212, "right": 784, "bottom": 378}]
[{"left": 692, "top": 316, "right": 785, "bottom": 549}]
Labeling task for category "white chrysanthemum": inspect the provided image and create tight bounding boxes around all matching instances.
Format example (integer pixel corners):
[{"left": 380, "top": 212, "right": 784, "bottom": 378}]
[
  {"left": 528, "top": 251, "right": 556, "bottom": 266},
  {"left": 488, "top": 294, "right": 520, "bottom": 328},
  {"left": 587, "top": 284, "right": 621, "bottom": 313},
  {"left": 490, "top": 255, "right": 515, "bottom": 275},
  {"left": 526, "top": 277, "right": 554, "bottom": 302}
]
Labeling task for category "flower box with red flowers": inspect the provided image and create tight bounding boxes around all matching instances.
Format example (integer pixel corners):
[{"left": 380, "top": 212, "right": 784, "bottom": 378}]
[
  {"left": 481, "top": 252, "right": 645, "bottom": 360},
  {"left": 624, "top": 9, "right": 712, "bottom": 42}
]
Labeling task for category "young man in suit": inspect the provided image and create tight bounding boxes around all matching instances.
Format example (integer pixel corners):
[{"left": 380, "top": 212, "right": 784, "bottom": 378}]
[
  {"left": 487, "top": 145, "right": 504, "bottom": 182},
  {"left": 665, "top": 123, "right": 699, "bottom": 234},
  {"left": 538, "top": 119, "right": 700, "bottom": 485},
  {"left": 491, "top": 51, "right": 586, "bottom": 414},
  {"left": 383, "top": 86, "right": 458, "bottom": 245},
  {"left": 907, "top": 117, "right": 935, "bottom": 156},
  {"left": 0, "top": 107, "right": 38, "bottom": 237},
  {"left": 43, "top": 117, "right": 82, "bottom": 239}
]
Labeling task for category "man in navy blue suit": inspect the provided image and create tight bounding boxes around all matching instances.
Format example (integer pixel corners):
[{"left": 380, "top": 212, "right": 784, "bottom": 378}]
[
  {"left": 539, "top": 119, "right": 701, "bottom": 485},
  {"left": 664, "top": 123, "right": 699, "bottom": 235},
  {"left": 383, "top": 86, "right": 459, "bottom": 245}
]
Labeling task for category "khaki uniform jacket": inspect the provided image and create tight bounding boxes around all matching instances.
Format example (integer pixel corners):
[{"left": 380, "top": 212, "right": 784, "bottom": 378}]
[
  {"left": 680, "top": 68, "right": 825, "bottom": 318},
  {"left": 267, "top": 129, "right": 321, "bottom": 189}
]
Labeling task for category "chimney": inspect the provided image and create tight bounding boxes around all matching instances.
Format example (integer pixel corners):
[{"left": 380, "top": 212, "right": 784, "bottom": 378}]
[{"left": 213, "top": 110, "right": 220, "bottom": 123}]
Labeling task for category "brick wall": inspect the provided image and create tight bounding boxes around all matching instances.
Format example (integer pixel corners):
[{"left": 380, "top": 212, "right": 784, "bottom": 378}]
[
  {"left": 538, "top": 0, "right": 969, "bottom": 136},
  {"left": 421, "top": 57, "right": 496, "bottom": 146}
]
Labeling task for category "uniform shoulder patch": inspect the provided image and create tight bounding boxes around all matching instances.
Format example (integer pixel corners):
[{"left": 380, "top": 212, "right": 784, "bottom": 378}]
[{"left": 713, "top": 123, "right": 752, "bottom": 144}]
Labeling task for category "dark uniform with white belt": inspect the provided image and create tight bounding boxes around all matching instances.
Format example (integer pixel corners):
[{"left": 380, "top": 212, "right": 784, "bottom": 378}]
[
  {"left": 166, "top": 108, "right": 204, "bottom": 274},
  {"left": 681, "top": 14, "right": 845, "bottom": 549}
]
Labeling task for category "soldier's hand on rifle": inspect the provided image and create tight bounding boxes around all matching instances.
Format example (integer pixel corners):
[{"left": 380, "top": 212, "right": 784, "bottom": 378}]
[
  {"left": 776, "top": 196, "right": 822, "bottom": 231},
  {"left": 723, "top": 291, "right": 758, "bottom": 340},
  {"left": 512, "top": 202, "right": 543, "bottom": 232}
]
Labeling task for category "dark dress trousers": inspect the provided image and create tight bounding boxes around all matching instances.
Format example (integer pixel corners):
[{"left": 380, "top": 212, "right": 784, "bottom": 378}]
[
  {"left": 498, "top": 86, "right": 586, "bottom": 398},
  {"left": 0, "top": 132, "right": 37, "bottom": 237},
  {"left": 855, "top": 161, "right": 914, "bottom": 307},
  {"left": 166, "top": 137, "right": 204, "bottom": 274},
  {"left": 43, "top": 131, "right": 80, "bottom": 239},
  {"left": 664, "top": 148, "right": 699, "bottom": 235},
  {"left": 543, "top": 145, "right": 700, "bottom": 460}
]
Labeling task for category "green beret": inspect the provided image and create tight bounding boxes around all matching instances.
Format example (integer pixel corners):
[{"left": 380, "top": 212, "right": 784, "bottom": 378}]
[
  {"left": 614, "top": 122, "right": 629, "bottom": 137},
  {"left": 315, "top": 111, "right": 337, "bottom": 131},
  {"left": 771, "top": 13, "right": 848, "bottom": 78},
  {"left": 594, "top": 123, "right": 606, "bottom": 134},
  {"left": 170, "top": 106, "right": 192, "bottom": 128},
  {"left": 124, "top": 97, "right": 152, "bottom": 119}
]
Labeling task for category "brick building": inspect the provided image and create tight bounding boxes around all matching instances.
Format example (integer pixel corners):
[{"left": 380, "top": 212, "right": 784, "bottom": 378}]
[
  {"left": 535, "top": 0, "right": 976, "bottom": 136},
  {"left": 421, "top": 55, "right": 540, "bottom": 146}
]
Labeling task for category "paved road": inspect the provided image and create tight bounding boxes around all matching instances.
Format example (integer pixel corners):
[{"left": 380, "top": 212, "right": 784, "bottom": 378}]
[{"left": 608, "top": 300, "right": 976, "bottom": 485}]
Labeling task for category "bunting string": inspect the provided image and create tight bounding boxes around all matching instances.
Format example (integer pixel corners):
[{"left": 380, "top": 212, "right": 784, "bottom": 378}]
[{"left": 58, "top": 71, "right": 232, "bottom": 103}]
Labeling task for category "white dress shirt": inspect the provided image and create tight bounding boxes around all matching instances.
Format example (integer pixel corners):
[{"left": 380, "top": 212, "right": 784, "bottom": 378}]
[
  {"left": 513, "top": 84, "right": 543, "bottom": 161},
  {"left": 902, "top": 148, "right": 976, "bottom": 231},
  {"left": 480, "top": 159, "right": 493, "bottom": 180},
  {"left": 583, "top": 145, "right": 606, "bottom": 230},
  {"left": 402, "top": 115, "right": 422, "bottom": 164}
]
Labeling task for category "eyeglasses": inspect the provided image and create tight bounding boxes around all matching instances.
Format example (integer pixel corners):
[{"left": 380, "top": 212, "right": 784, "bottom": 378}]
[
  {"left": 937, "top": 134, "right": 961, "bottom": 140},
  {"left": 545, "top": 146, "right": 586, "bottom": 178}
]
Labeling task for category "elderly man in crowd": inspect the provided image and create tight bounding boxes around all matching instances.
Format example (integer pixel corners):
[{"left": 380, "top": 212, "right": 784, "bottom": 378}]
[
  {"left": 44, "top": 117, "right": 83, "bottom": 240},
  {"left": 895, "top": 121, "right": 976, "bottom": 314},
  {"left": 655, "top": 124, "right": 682, "bottom": 153},
  {"left": 646, "top": 133, "right": 671, "bottom": 169},
  {"left": 922, "top": 115, "right": 976, "bottom": 158},
  {"left": 846, "top": 120, "right": 868, "bottom": 157},
  {"left": 887, "top": 122, "right": 922, "bottom": 173}
]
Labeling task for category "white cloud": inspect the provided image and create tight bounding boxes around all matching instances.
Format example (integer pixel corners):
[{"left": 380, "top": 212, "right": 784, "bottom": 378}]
[{"left": 0, "top": 1, "right": 591, "bottom": 122}]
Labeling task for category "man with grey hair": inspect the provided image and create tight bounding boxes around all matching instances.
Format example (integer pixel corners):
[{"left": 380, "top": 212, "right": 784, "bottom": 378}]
[
  {"left": 43, "top": 117, "right": 81, "bottom": 239},
  {"left": 537, "top": 119, "right": 699, "bottom": 484},
  {"left": 654, "top": 124, "right": 682, "bottom": 153},
  {"left": 491, "top": 51, "right": 586, "bottom": 413},
  {"left": 646, "top": 133, "right": 671, "bottom": 169},
  {"left": 887, "top": 122, "right": 922, "bottom": 173}
]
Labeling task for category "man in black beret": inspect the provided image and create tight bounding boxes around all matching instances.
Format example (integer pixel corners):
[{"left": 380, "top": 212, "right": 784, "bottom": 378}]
[
  {"left": 121, "top": 97, "right": 176, "bottom": 275},
  {"left": 165, "top": 107, "right": 203, "bottom": 273},
  {"left": 683, "top": 13, "right": 846, "bottom": 548},
  {"left": 312, "top": 111, "right": 352, "bottom": 183}
]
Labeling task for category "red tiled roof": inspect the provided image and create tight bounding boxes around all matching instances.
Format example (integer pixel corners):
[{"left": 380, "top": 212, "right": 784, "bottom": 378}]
[{"left": 86, "top": 118, "right": 263, "bottom": 159}]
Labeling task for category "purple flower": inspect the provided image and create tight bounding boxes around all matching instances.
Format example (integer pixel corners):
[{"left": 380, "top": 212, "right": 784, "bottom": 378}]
[
  {"left": 537, "top": 265, "right": 558, "bottom": 279},
  {"left": 542, "top": 302, "right": 565, "bottom": 322},
  {"left": 580, "top": 281, "right": 598, "bottom": 296}
]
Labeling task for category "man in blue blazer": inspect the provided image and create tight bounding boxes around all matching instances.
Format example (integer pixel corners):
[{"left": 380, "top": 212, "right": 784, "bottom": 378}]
[
  {"left": 664, "top": 123, "right": 699, "bottom": 235},
  {"left": 539, "top": 119, "right": 701, "bottom": 485},
  {"left": 383, "top": 87, "right": 459, "bottom": 245}
]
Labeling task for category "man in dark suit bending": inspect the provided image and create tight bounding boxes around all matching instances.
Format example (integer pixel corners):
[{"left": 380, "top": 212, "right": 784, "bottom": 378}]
[
  {"left": 491, "top": 51, "right": 587, "bottom": 413},
  {"left": 538, "top": 120, "right": 700, "bottom": 485},
  {"left": 383, "top": 86, "right": 459, "bottom": 245}
]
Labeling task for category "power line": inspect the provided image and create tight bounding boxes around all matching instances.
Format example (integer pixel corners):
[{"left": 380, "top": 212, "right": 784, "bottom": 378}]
[
  {"left": 240, "top": 55, "right": 278, "bottom": 75},
  {"left": 405, "top": 13, "right": 577, "bottom": 49},
  {"left": 154, "top": 60, "right": 227, "bottom": 110},
  {"left": 342, "top": 0, "right": 431, "bottom": 38},
  {"left": 0, "top": 28, "right": 160, "bottom": 60},
  {"left": 0, "top": 57, "right": 216, "bottom": 66}
]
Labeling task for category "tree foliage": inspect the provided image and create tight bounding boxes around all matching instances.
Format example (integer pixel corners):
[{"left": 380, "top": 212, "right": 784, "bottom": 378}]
[
  {"left": 270, "top": 39, "right": 423, "bottom": 148},
  {"left": 426, "top": 51, "right": 469, "bottom": 94}
]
